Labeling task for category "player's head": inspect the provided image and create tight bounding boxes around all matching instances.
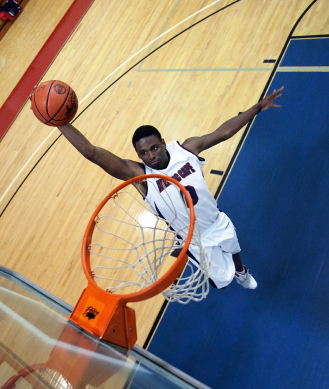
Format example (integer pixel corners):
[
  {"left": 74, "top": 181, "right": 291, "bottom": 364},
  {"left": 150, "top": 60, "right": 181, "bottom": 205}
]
[
  {"left": 132, "top": 125, "right": 162, "bottom": 148},
  {"left": 132, "top": 125, "right": 168, "bottom": 169}
]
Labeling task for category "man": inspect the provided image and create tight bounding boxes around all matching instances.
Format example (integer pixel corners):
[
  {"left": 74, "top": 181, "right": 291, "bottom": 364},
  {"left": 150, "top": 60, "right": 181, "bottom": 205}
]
[{"left": 54, "top": 86, "right": 284, "bottom": 290}]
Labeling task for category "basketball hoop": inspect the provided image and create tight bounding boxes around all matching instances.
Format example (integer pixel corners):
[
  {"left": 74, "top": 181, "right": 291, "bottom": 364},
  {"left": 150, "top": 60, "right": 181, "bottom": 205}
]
[{"left": 69, "top": 174, "right": 211, "bottom": 349}]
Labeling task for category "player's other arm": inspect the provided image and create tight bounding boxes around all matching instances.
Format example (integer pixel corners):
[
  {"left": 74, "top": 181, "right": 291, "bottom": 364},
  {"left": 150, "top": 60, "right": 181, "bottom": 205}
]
[
  {"left": 58, "top": 123, "right": 143, "bottom": 181},
  {"left": 182, "top": 87, "right": 284, "bottom": 154}
]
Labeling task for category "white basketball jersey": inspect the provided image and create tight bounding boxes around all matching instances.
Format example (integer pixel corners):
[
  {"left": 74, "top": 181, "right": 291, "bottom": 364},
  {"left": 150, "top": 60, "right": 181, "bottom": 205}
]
[{"left": 143, "top": 141, "right": 220, "bottom": 235}]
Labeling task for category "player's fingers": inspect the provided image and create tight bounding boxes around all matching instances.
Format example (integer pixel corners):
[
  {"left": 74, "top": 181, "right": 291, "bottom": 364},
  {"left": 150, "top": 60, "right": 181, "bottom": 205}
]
[
  {"left": 29, "top": 85, "right": 37, "bottom": 100},
  {"left": 273, "top": 86, "right": 284, "bottom": 95}
]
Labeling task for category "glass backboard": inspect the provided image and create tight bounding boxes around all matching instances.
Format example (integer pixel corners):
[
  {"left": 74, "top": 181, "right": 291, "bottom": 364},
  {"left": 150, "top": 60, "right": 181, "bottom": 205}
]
[{"left": 0, "top": 266, "right": 210, "bottom": 389}]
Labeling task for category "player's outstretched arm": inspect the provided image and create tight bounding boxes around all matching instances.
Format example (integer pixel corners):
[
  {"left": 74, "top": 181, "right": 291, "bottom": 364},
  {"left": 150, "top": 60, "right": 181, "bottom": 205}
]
[
  {"left": 58, "top": 123, "right": 144, "bottom": 181},
  {"left": 182, "top": 86, "right": 284, "bottom": 154}
]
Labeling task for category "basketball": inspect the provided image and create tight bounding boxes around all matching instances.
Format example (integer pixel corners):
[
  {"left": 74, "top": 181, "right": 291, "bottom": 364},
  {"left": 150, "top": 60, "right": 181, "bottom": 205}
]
[{"left": 31, "top": 80, "right": 78, "bottom": 126}]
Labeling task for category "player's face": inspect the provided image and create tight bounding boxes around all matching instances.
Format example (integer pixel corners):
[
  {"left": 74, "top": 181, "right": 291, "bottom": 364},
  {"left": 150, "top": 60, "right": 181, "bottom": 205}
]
[{"left": 135, "top": 135, "right": 169, "bottom": 169}]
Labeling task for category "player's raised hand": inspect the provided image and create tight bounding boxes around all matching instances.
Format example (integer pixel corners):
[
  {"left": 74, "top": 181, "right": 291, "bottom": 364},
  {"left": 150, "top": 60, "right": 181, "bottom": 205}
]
[
  {"left": 29, "top": 85, "right": 37, "bottom": 108},
  {"left": 260, "top": 86, "right": 284, "bottom": 111}
]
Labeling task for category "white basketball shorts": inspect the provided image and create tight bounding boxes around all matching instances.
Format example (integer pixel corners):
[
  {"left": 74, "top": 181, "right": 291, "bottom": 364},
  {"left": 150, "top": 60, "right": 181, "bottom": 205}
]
[{"left": 189, "top": 212, "right": 241, "bottom": 289}]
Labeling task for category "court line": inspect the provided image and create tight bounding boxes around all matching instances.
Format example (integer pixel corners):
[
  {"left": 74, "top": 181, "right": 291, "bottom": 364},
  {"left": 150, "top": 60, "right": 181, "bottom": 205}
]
[
  {"left": 0, "top": 0, "right": 223, "bottom": 205},
  {"left": 0, "top": 137, "right": 59, "bottom": 215},
  {"left": 292, "top": 34, "right": 329, "bottom": 39},
  {"left": 0, "top": 0, "right": 95, "bottom": 139},
  {"left": 69, "top": 0, "right": 241, "bottom": 121},
  {"left": 0, "top": 132, "right": 56, "bottom": 204},
  {"left": 138, "top": 0, "right": 182, "bottom": 71},
  {"left": 1, "top": 0, "right": 242, "bottom": 215},
  {"left": 214, "top": 0, "right": 319, "bottom": 199},
  {"left": 79, "top": 0, "right": 223, "bottom": 105},
  {"left": 138, "top": 67, "right": 272, "bottom": 72},
  {"left": 278, "top": 66, "right": 329, "bottom": 72}
]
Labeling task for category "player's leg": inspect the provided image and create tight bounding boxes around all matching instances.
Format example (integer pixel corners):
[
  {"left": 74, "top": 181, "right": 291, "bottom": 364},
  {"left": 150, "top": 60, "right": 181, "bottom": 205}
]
[
  {"left": 232, "top": 252, "right": 243, "bottom": 272},
  {"left": 216, "top": 212, "right": 257, "bottom": 289},
  {"left": 184, "top": 245, "right": 235, "bottom": 289},
  {"left": 233, "top": 252, "right": 257, "bottom": 289}
]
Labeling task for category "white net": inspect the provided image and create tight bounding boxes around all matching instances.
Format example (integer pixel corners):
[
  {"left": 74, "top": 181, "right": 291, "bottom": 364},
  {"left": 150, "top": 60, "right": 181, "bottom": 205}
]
[{"left": 87, "top": 177, "right": 211, "bottom": 304}]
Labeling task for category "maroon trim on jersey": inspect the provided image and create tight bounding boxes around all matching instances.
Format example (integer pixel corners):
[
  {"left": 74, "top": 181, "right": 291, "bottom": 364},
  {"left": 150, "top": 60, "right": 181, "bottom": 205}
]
[
  {"left": 176, "top": 141, "right": 205, "bottom": 162},
  {"left": 165, "top": 149, "right": 171, "bottom": 165},
  {"left": 142, "top": 164, "right": 149, "bottom": 198}
]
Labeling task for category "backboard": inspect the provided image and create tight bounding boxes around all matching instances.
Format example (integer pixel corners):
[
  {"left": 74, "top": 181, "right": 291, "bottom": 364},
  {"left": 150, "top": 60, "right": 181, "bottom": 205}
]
[{"left": 0, "top": 266, "right": 210, "bottom": 389}]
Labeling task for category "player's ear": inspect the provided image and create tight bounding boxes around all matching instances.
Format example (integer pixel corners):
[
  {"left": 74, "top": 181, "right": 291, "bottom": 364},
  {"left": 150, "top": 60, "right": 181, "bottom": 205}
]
[{"left": 161, "top": 138, "right": 166, "bottom": 147}]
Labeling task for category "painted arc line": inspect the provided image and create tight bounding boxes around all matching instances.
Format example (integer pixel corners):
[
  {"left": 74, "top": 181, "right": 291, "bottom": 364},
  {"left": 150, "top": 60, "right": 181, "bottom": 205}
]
[
  {"left": 0, "top": 131, "right": 57, "bottom": 204},
  {"left": 0, "top": 0, "right": 223, "bottom": 205},
  {"left": 138, "top": 0, "right": 182, "bottom": 71},
  {"left": 79, "top": 0, "right": 222, "bottom": 105}
]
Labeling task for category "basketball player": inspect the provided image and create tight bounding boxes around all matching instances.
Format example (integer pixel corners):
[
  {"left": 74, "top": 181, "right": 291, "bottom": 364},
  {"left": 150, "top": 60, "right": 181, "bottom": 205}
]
[{"left": 48, "top": 86, "right": 283, "bottom": 290}]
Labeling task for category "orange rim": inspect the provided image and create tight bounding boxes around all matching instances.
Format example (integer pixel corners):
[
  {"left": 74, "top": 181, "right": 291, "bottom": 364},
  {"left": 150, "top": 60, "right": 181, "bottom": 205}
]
[{"left": 81, "top": 174, "right": 195, "bottom": 303}]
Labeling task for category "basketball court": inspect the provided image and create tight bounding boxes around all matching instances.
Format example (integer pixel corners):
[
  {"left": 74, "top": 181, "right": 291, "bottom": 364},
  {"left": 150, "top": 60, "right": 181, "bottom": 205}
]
[{"left": 0, "top": 0, "right": 329, "bottom": 387}]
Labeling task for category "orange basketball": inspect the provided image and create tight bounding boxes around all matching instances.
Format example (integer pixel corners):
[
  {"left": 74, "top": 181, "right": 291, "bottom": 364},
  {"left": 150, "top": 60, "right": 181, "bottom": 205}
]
[{"left": 31, "top": 80, "right": 78, "bottom": 126}]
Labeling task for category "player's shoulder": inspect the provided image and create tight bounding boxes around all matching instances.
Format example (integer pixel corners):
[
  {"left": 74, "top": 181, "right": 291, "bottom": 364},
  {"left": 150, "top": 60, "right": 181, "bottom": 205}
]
[
  {"left": 170, "top": 141, "right": 205, "bottom": 162},
  {"left": 167, "top": 140, "right": 188, "bottom": 151}
]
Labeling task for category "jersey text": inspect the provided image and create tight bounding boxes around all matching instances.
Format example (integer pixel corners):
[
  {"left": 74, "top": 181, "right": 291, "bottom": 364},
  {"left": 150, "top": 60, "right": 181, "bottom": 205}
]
[{"left": 156, "top": 162, "right": 196, "bottom": 192}]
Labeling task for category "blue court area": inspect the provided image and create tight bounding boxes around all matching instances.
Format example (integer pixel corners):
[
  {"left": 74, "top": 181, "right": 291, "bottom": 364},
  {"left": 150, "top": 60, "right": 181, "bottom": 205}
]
[
  {"left": 281, "top": 38, "right": 329, "bottom": 66},
  {"left": 147, "top": 38, "right": 329, "bottom": 388}
]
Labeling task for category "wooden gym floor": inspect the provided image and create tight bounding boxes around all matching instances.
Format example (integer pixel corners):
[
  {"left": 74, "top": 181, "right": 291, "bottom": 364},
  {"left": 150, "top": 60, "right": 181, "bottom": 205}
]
[{"left": 0, "top": 0, "right": 328, "bottom": 352}]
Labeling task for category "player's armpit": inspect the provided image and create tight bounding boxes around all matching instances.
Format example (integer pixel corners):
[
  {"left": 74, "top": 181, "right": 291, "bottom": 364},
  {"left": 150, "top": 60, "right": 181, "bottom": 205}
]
[{"left": 181, "top": 136, "right": 206, "bottom": 155}]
